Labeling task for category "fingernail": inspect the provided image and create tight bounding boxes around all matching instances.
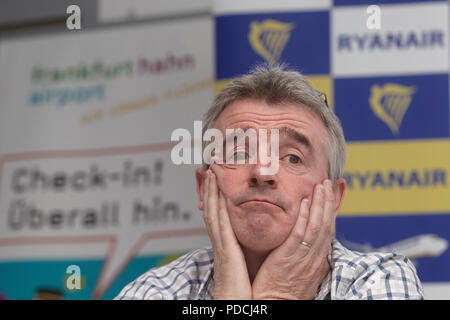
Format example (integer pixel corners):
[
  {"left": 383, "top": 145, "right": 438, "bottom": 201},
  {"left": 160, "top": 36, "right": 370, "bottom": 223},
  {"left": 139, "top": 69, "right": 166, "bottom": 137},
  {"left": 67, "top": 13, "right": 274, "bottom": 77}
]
[
  {"left": 302, "top": 198, "right": 309, "bottom": 209},
  {"left": 318, "top": 184, "right": 325, "bottom": 195}
]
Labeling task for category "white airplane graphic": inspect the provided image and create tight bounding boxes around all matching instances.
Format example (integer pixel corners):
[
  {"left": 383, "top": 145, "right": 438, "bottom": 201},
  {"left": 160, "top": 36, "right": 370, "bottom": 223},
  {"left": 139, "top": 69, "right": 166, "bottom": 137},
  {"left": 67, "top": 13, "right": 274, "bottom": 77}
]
[{"left": 340, "top": 234, "right": 448, "bottom": 261}]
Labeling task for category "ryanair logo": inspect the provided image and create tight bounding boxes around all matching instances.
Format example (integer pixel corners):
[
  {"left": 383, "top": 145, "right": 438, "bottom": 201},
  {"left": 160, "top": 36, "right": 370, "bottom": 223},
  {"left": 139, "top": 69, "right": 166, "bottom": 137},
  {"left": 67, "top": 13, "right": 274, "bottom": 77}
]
[
  {"left": 337, "top": 30, "right": 445, "bottom": 52},
  {"left": 369, "top": 83, "right": 416, "bottom": 135},
  {"left": 248, "top": 19, "right": 294, "bottom": 64},
  {"left": 340, "top": 140, "right": 450, "bottom": 215}
]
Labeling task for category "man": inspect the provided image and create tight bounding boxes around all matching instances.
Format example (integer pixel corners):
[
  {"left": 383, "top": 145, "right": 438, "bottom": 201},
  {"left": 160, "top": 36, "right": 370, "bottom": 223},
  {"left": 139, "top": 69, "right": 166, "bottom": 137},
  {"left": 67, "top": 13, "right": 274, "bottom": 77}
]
[{"left": 116, "top": 65, "right": 424, "bottom": 300}]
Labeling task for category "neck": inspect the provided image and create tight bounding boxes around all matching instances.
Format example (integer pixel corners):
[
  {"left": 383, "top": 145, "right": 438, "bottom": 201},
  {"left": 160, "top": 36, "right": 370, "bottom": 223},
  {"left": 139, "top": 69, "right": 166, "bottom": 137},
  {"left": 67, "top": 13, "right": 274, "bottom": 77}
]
[{"left": 242, "top": 247, "right": 270, "bottom": 283}]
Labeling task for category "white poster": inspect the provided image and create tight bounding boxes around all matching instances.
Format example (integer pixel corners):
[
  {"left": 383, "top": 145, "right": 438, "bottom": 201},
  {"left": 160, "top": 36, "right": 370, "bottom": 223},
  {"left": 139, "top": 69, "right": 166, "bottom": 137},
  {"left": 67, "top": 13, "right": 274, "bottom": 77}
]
[{"left": 0, "top": 16, "right": 213, "bottom": 299}]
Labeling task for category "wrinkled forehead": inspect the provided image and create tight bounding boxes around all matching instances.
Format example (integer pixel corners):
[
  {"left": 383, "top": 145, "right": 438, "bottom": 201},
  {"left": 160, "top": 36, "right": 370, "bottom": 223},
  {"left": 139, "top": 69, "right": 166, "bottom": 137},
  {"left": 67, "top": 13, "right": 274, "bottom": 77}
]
[{"left": 212, "top": 99, "right": 328, "bottom": 149}]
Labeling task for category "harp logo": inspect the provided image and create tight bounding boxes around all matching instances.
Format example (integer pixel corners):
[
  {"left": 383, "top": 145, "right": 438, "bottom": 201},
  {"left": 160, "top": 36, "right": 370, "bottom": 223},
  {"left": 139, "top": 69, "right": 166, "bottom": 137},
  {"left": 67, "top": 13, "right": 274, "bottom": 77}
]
[
  {"left": 369, "top": 83, "right": 416, "bottom": 135},
  {"left": 248, "top": 19, "right": 294, "bottom": 64}
]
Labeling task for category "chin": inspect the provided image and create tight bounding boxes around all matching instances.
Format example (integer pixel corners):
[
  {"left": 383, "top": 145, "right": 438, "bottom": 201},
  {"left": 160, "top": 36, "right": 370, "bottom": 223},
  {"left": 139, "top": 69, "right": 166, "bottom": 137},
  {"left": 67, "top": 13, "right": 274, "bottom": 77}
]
[
  {"left": 229, "top": 204, "right": 290, "bottom": 253},
  {"left": 235, "top": 223, "right": 285, "bottom": 254}
]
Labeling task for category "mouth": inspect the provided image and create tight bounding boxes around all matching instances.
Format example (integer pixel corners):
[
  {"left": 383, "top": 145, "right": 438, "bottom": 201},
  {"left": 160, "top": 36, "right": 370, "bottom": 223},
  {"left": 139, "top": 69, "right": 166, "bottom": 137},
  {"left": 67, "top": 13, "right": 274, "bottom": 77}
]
[{"left": 240, "top": 199, "right": 282, "bottom": 210}]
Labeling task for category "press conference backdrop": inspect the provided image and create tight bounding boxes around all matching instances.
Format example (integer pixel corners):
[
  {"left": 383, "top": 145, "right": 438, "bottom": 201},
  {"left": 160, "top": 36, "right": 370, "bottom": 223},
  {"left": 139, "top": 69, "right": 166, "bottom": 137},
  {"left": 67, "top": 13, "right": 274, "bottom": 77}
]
[{"left": 0, "top": 0, "right": 449, "bottom": 299}]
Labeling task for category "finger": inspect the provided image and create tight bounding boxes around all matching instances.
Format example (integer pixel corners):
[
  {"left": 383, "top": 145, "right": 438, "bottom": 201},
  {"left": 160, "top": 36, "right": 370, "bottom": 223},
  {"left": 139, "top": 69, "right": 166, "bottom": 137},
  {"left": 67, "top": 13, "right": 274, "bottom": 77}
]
[
  {"left": 203, "top": 170, "right": 210, "bottom": 214},
  {"left": 203, "top": 171, "right": 217, "bottom": 246},
  {"left": 208, "top": 170, "right": 219, "bottom": 217},
  {"left": 312, "top": 179, "right": 336, "bottom": 257},
  {"left": 210, "top": 160, "right": 225, "bottom": 177},
  {"left": 207, "top": 171, "right": 222, "bottom": 247},
  {"left": 322, "top": 179, "right": 336, "bottom": 237},
  {"left": 218, "top": 191, "right": 240, "bottom": 249},
  {"left": 302, "top": 183, "right": 325, "bottom": 247},
  {"left": 278, "top": 197, "right": 310, "bottom": 256}
]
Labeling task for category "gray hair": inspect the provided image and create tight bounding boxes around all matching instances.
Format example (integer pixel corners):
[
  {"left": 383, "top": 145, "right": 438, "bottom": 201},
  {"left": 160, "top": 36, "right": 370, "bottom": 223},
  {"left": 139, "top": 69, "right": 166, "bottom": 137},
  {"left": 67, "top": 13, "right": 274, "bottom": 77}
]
[{"left": 202, "top": 64, "right": 346, "bottom": 182}]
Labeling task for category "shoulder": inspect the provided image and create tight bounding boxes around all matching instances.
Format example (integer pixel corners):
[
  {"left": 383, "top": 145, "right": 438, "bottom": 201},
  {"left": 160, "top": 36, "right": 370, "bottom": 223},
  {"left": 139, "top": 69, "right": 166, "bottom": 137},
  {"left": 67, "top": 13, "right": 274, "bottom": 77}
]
[
  {"left": 115, "top": 246, "right": 214, "bottom": 300},
  {"left": 330, "top": 239, "right": 425, "bottom": 300}
]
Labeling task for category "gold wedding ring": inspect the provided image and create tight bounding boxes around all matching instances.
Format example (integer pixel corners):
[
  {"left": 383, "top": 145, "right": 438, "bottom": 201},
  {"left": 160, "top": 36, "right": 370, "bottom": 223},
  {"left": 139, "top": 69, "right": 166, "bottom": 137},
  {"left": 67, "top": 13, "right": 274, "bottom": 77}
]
[{"left": 300, "top": 241, "right": 312, "bottom": 249}]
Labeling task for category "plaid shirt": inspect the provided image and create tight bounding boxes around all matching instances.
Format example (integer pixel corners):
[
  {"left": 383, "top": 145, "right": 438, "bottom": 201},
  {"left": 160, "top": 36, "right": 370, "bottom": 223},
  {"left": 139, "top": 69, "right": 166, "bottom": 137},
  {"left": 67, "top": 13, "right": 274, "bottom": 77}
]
[{"left": 115, "top": 239, "right": 424, "bottom": 300}]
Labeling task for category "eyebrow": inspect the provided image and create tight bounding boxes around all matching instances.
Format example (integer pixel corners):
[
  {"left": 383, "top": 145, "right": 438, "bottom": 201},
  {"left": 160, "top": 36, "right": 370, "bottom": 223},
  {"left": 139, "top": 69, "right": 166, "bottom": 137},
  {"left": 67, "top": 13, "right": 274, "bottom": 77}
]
[
  {"left": 223, "top": 126, "right": 312, "bottom": 152},
  {"left": 278, "top": 127, "right": 313, "bottom": 152}
]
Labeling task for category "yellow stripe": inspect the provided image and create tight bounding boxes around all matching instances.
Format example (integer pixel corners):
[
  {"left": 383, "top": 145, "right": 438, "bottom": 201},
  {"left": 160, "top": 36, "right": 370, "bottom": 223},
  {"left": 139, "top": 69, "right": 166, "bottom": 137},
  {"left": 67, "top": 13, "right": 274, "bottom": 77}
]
[
  {"left": 340, "top": 139, "right": 450, "bottom": 216},
  {"left": 307, "top": 75, "right": 333, "bottom": 110},
  {"left": 215, "top": 79, "right": 230, "bottom": 96}
]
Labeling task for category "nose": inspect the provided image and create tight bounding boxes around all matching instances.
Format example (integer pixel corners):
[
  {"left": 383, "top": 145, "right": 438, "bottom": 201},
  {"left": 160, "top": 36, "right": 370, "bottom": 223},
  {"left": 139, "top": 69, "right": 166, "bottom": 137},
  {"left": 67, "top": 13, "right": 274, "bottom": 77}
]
[{"left": 248, "top": 164, "right": 278, "bottom": 189}]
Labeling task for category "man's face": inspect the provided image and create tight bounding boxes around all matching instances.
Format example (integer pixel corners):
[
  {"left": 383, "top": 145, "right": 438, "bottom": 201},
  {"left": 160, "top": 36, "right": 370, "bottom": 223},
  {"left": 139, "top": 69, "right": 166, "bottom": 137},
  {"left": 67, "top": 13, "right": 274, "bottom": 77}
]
[{"left": 197, "top": 98, "right": 331, "bottom": 254}]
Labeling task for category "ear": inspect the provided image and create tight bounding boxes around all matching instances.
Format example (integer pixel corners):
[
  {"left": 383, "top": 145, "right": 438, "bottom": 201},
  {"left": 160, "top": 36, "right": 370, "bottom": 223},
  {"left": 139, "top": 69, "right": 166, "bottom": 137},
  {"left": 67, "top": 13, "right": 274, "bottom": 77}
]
[
  {"left": 332, "top": 178, "right": 346, "bottom": 215},
  {"left": 195, "top": 168, "right": 207, "bottom": 211}
]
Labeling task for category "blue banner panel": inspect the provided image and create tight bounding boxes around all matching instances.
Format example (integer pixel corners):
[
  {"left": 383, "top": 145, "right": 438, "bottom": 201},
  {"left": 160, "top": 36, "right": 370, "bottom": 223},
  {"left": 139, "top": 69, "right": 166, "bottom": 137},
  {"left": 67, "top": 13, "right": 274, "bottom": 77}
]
[
  {"left": 336, "top": 214, "right": 450, "bottom": 282},
  {"left": 216, "top": 11, "right": 330, "bottom": 79},
  {"left": 334, "top": 0, "right": 446, "bottom": 6},
  {"left": 334, "top": 74, "right": 449, "bottom": 141}
]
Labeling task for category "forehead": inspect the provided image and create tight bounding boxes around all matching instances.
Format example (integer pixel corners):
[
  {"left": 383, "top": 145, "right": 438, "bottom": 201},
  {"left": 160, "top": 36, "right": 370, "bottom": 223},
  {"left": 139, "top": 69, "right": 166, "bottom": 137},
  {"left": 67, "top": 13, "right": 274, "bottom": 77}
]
[{"left": 214, "top": 98, "right": 328, "bottom": 145}]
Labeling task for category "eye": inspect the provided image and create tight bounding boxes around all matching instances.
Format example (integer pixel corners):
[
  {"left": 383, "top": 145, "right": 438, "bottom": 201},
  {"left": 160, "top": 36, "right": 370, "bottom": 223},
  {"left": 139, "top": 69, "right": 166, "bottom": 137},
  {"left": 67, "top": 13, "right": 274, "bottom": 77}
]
[
  {"left": 225, "top": 150, "right": 248, "bottom": 164},
  {"left": 284, "top": 155, "right": 302, "bottom": 165},
  {"left": 233, "top": 151, "right": 248, "bottom": 162}
]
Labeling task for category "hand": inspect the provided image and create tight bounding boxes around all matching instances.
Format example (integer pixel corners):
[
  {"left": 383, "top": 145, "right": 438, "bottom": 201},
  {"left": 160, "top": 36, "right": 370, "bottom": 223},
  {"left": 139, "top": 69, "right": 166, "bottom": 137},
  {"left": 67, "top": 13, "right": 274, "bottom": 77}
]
[
  {"left": 202, "top": 168, "right": 252, "bottom": 300},
  {"left": 252, "top": 179, "right": 336, "bottom": 300}
]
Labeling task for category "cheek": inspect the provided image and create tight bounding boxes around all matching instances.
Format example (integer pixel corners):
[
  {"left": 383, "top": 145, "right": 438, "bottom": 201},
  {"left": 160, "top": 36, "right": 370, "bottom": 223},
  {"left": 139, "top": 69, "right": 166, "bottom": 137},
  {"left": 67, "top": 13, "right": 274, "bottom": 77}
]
[
  {"left": 281, "top": 175, "right": 316, "bottom": 213},
  {"left": 300, "top": 180, "right": 317, "bottom": 201},
  {"left": 210, "top": 166, "right": 247, "bottom": 197}
]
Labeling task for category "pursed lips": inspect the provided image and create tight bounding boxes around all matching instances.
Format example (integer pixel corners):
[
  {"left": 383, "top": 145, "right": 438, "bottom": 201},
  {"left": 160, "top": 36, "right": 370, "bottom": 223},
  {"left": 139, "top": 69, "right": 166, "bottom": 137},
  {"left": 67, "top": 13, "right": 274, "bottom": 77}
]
[{"left": 240, "top": 198, "right": 282, "bottom": 210}]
